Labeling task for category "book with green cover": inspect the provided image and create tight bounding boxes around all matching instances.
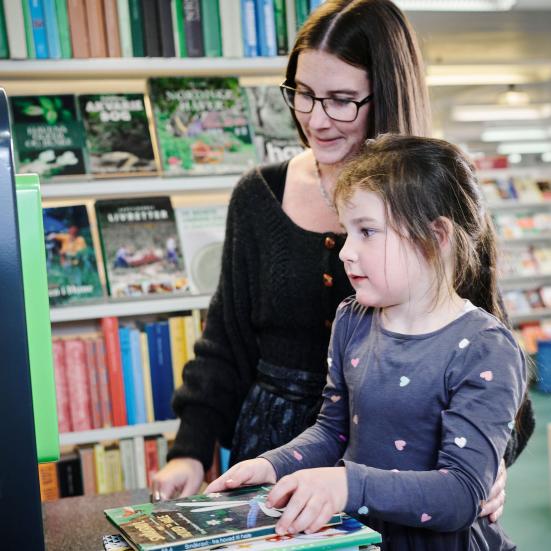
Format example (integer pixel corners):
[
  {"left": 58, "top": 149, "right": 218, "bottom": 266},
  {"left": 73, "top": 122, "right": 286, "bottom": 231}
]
[
  {"left": 200, "top": 0, "right": 221, "bottom": 57},
  {"left": 10, "top": 94, "right": 87, "bottom": 178},
  {"left": 149, "top": 76, "right": 256, "bottom": 175},
  {"left": 0, "top": 1, "right": 9, "bottom": 58},
  {"left": 104, "top": 485, "right": 344, "bottom": 551},
  {"left": 55, "top": 0, "right": 73, "bottom": 58},
  {"left": 78, "top": 93, "right": 158, "bottom": 176}
]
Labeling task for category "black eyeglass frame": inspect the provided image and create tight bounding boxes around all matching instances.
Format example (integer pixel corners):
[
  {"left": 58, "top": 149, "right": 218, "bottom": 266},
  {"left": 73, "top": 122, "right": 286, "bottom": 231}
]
[{"left": 279, "top": 83, "right": 374, "bottom": 123}]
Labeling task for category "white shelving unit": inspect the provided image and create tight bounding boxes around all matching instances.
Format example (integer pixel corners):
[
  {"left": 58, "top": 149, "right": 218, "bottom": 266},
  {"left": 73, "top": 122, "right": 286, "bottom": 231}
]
[
  {"left": 487, "top": 200, "right": 551, "bottom": 213},
  {"left": 59, "top": 419, "right": 180, "bottom": 447}
]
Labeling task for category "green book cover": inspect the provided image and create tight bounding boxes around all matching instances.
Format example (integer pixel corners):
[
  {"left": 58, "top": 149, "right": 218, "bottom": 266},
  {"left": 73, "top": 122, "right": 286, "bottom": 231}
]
[
  {"left": 95, "top": 196, "right": 189, "bottom": 298},
  {"left": 129, "top": 0, "right": 145, "bottom": 57},
  {"left": 10, "top": 94, "right": 87, "bottom": 178},
  {"left": 0, "top": 0, "right": 9, "bottom": 58},
  {"left": 104, "top": 485, "right": 344, "bottom": 551},
  {"left": 78, "top": 93, "right": 158, "bottom": 176},
  {"left": 55, "top": 0, "right": 72, "bottom": 58},
  {"left": 21, "top": 0, "right": 37, "bottom": 58},
  {"left": 117, "top": 0, "right": 134, "bottom": 57},
  {"left": 171, "top": 0, "right": 187, "bottom": 57},
  {"left": 199, "top": 0, "right": 221, "bottom": 57},
  {"left": 43, "top": 205, "right": 103, "bottom": 305},
  {"left": 149, "top": 76, "right": 256, "bottom": 175},
  {"left": 295, "top": 0, "right": 309, "bottom": 31},
  {"left": 273, "top": 0, "right": 288, "bottom": 56}
]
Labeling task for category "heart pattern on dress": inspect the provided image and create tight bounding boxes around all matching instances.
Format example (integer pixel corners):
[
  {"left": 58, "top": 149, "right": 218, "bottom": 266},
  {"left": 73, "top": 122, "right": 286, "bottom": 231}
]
[
  {"left": 293, "top": 450, "right": 303, "bottom": 461},
  {"left": 394, "top": 440, "right": 406, "bottom": 451},
  {"left": 330, "top": 395, "right": 341, "bottom": 402},
  {"left": 352, "top": 414, "right": 359, "bottom": 425},
  {"left": 358, "top": 506, "right": 369, "bottom": 515},
  {"left": 399, "top": 376, "right": 410, "bottom": 387},
  {"left": 454, "top": 437, "right": 467, "bottom": 448},
  {"left": 479, "top": 371, "right": 493, "bottom": 382},
  {"left": 458, "top": 338, "right": 470, "bottom": 349},
  {"left": 421, "top": 513, "right": 432, "bottom": 523},
  {"left": 351, "top": 358, "right": 359, "bottom": 367}
]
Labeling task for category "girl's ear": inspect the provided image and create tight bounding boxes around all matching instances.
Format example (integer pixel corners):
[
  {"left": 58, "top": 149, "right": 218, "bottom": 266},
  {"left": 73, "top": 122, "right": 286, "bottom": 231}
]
[{"left": 430, "top": 217, "right": 454, "bottom": 251}]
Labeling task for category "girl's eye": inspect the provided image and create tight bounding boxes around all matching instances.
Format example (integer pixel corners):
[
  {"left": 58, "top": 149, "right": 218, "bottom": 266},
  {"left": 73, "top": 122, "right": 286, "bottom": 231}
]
[{"left": 361, "top": 228, "right": 376, "bottom": 238}]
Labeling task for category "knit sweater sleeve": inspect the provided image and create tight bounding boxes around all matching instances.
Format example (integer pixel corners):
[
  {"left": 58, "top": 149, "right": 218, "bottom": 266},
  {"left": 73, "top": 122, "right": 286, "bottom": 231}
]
[{"left": 167, "top": 172, "right": 262, "bottom": 470}]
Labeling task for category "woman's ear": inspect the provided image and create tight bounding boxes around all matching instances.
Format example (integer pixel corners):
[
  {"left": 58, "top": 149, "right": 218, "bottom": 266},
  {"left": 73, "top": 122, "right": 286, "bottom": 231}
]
[{"left": 430, "top": 217, "right": 454, "bottom": 252}]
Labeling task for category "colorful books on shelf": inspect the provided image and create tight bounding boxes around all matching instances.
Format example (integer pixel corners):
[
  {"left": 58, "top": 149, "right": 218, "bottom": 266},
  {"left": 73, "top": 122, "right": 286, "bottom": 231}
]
[
  {"left": 244, "top": 85, "right": 303, "bottom": 164},
  {"left": 42, "top": 204, "right": 103, "bottom": 305},
  {"left": 148, "top": 76, "right": 256, "bottom": 176},
  {"left": 78, "top": 93, "right": 158, "bottom": 176},
  {"left": 10, "top": 94, "right": 87, "bottom": 178},
  {"left": 104, "top": 485, "right": 344, "bottom": 551},
  {"left": 95, "top": 196, "right": 189, "bottom": 298},
  {"left": 481, "top": 175, "right": 551, "bottom": 205}
]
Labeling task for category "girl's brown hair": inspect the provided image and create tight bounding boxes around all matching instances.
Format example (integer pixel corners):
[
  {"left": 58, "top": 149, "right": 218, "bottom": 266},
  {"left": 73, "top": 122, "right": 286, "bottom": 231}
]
[
  {"left": 335, "top": 134, "right": 505, "bottom": 323},
  {"left": 285, "top": 0, "right": 431, "bottom": 144}
]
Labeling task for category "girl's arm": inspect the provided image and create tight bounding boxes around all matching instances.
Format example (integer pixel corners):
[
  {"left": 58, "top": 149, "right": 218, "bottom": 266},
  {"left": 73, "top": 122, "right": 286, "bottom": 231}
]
[{"left": 342, "top": 327, "right": 527, "bottom": 532}]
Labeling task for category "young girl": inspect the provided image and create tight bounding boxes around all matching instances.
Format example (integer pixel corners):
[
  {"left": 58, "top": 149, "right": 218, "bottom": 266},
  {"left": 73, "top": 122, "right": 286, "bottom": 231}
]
[{"left": 205, "top": 135, "right": 527, "bottom": 550}]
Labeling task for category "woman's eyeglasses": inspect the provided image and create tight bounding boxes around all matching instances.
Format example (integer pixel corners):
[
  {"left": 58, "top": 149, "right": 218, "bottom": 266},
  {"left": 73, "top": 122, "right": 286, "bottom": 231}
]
[{"left": 280, "top": 84, "right": 373, "bottom": 123}]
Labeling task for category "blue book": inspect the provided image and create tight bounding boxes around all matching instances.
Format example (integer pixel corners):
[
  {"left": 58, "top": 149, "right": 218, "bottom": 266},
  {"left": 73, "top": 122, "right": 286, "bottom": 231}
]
[
  {"left": 41, "top": 0, "right": 61, "bottom": 58},
  {"left": 219, "top": 446, "right": 230, "bottom": 474},
  {"left": 129, "top": 328, "right": 147, "bottom": 424},
  {"left": 28, "top": 0, "right": 49, "bottom": 58},
  {"left": 240, "top": 0, "right": 258, "bottom": 57},
  {"left": 119, "top": 326, "right": 138, "bottom": 425},
  {"left": 309, "top": 0, "right": 324, "bottom": 9},
  {"left": 254, "top": 0, "right": 276, "bottom": 57},
  {"left": 146, "top": 322, "right": 174, "bottom": 421}
]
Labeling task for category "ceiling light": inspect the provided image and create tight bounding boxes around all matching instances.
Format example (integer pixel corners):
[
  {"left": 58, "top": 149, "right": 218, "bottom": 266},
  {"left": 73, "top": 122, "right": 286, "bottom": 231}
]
[
  {"left": 542, "top": 152, "right": 551, "bottom": 163},
  {"left": 396, "top": 0, "right": 516, "bottom": 10},
  {"left": 497, "top": 85, "right": 530, "bottom": 107},
  {"left": 482, "top": 128, "right": 550, "bottom": 142},
  {"left": 498, "top": 142, "right": 551, "bottom": 155},
  {"left": 452, "top": 104, "right": 551, "bottom": 122},
  {"left": 508, "top": 153, "right": 522, "bottom": 164},
  {"left": 426, "top": 71, "right": 531, "bottom": 87}
]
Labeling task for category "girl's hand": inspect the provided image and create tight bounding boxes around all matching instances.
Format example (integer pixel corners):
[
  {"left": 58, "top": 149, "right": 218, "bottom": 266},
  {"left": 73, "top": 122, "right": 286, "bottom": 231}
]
[
  {"left": 479, "top": 459, "right": 507, "bottom": 523},
  {"left": 204, "top": 458, "right": 277, "bottom": 493},
  {"left": 267, "top": 467, "right": 348, "bottom": 535},
  {"left": 151, "top": 457, "right": 204, "bottom": 501}
]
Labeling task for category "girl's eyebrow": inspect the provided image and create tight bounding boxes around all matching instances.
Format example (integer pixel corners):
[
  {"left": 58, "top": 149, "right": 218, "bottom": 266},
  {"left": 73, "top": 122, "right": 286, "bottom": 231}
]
[
  {"left": 294, "top": 79, "right": 359, "bottom": 96},
  {"left": 351, "top": 216, "right": 379, "bottom": 224}
]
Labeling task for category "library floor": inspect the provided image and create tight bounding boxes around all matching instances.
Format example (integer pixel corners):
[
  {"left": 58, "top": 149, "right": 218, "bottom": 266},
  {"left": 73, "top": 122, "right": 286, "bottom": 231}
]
[{"left": 501, "top": 390, "right": 551, "bottom": 550}]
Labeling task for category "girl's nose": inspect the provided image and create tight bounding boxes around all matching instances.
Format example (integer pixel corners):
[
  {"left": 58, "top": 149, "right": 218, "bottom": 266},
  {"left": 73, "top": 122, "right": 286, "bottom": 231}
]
[{"left": 339, "top": 235, "right": 357, "bottom": 263}]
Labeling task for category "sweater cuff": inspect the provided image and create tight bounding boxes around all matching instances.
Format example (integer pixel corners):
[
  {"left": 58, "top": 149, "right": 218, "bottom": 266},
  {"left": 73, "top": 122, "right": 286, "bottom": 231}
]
[
  {"left": 166, "top": 405, "right": 219, "bottom": 471},
  {"left": 340, "top": 459, "right": 369, "bottom": 515}
]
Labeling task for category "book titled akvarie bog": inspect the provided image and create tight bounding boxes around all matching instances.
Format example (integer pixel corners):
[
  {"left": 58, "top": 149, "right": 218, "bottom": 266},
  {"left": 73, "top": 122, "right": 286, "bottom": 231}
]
[
  {"left": 104, "top": 485, "right": 343, "bottom": 551},
  {"left": 149, "top": 77, "right": 256, "bottom": 175},
  {"left": 78, "top": 93, "right": 158, "bottom": 176},
  {"left": 95, "top": 196, "right": 189, "bottom": 298}
]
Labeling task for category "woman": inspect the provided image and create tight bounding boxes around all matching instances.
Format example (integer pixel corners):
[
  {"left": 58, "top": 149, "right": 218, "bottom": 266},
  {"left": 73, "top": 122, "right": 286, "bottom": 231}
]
[{"left": 153, "top": 0, "right": 534, "bottom": 520}]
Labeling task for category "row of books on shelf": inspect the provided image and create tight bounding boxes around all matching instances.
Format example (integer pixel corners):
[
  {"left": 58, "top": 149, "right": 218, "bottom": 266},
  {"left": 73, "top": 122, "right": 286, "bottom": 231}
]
[
  {"left": 480, "top": 175, "right": 551, "bottom": 205},
  {"left": 499, "top": 245, "right": 551, "bottom": 278},
  {"left": 10, "top": 81, "right": 302, "bottom": 179},
  {"left": 503, "top": 287, "right": 551, "bottom": 317},
  {"left": 0, "top": 0, "right": 320, "bottom": 61},
  {"left": 515, "top": 321, "right": 551, "bottom": 356},
  {"left": 54, "top": 312, "right": 201, "bottom": 433},
  {"left": 492, "top": 211, "right": 551, "bottom": 240},
  {"left": 45, "top": 196, "right": 226, "bottom": 305}
]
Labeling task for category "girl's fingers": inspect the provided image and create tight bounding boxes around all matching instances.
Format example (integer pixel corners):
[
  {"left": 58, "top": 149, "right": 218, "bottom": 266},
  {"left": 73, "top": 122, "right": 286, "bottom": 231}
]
[
  {"left": 267, "top": 476, "right": 297, "bottom": 509},
  {"left": 275, "top": 486, "right": 309, "bottom": 535},
  {"left": 287, "top": 495, "right": 323, "bottom": 534},
  {"left": 305, "top": 502, "right": 335, "bottom": 534}
]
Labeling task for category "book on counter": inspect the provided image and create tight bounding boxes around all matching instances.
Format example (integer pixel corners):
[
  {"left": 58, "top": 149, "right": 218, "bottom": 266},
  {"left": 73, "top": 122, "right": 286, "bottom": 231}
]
[
  {"left": 104, "top": 484, "right": 344, "bottom": 551},
  {"left": 42, "top": 204, "right": 103, "bottom": 306},
  {"left": 10, "top": 94, "right": 87, "bottom": 178},
  {"left": 95, "top": 196, "right": 189, "bottom": 298},
  {"left": 78, "top": 93, "right": 158, "bottom": 176},
  {"left": 149, "top": 76, "right": 256, "bottom": 175}
]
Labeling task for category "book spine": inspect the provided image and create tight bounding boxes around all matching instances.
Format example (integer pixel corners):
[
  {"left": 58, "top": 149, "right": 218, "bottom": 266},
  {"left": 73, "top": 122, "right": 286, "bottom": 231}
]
[
  {"left": 21, "top": 0, "right": 36, "bottom": 57},
  {"left": 128, "top": 0, "right": 144, "bottom": 56},
  {"left": 0, "top": 1, "right": 8, "bottom": 58},
  {"left": 85, "top": 0, "right": 108, "bottom": 57},
  {"left": 219, "top": 0, "right": 242, "bottom": 58},
  {"left": 183, "top": 314, "right": 197, "bottom": 361},
  {"left": 133, "top": 435, "right": 147, "bottom": 488},
  {"left": 119, "top": 437, "right": 138, "bottom": 490},
  {"left": 28, "top": 0, "right": 49, "bottom": 58},
  {"left": 38, "top": 462, "right": 60, "bottom": 501},
  {"left": 66, "top": 0, "right": 90, "bottom": 57},
  {"left": 104, "top": 446, "right": 124, "bottom": 493},
  {"left": 78, "top": 445, "right": 97, "bottom": 495},
  {"left": 4, "top": 1, "right": 28, "bottom": 59},
  {"left": 199, "top": 0, "right": 221, "bottom": 57},
  {"left": 94, "top": 337, "right": 113, "bottom": 427},
  {"left": 294, "top": 0, "right": 309, "bottom": 31},
  {"left": 182, "top": 0, "right": 204, "bottom": 57},
  {"left": 116, "top": 0, "right": 133, "bottom": 56},
  {"left": 254, "top": 0, "right": 276, "bottom": 57},
  {"left": 141, "top": 0, "right": 161, "bottom": 56},
  {"left": 64, "top": 338, "right": 93, "bottom": 431},
  {"left": 119, "top": 325, "right": 137, "bottom": 425},
  {"left": 273, "top": 0, "right": 287, "bottom": 56},
  {"left": 157, "top": 0, "right": 175, "bottom": 57},
  {"left": 54, "top": 0, "right": 73, "bottom": 57},
  {"left": 309, "top": 0, "right": 323, "bottom": 10},
  {"left": 101, "top": 316, "right": 128, "bottom": 426},
  {"left": 42, "top": 0, "right": 62, "bottom": 58},
  {"left": 284, "top": 0, "right": 295, "bottom": 50},
  {"left": 57, "top": 454, "right": 84, "bottom": 497},
  {"left": 93, "top": 443, "right": 108, "bottom": 494},
  {"left": 103, "top": 0, "right": 122, "bottom": 56},
  {"left": 168, "top": 316, "right": 187, "bottom": 389},
  {"left": 171, "top": 0, "right": 186, "bottom": 57},
  {"left": 52, "top": 338, "right": 72, "bottom": 433},
  {"left": 130, "top": 327, "right": 147, "bottom": 424},
  {"left": 85, "top": 338, "right": 103, "bottom": 429},
  {"left": 143, "top": 436, "right": 159, "bottom": 487},
  {"left": 155, "top": 321, "right": 175, "bottom": 420},
  {"left": 240, "top": 0, "right": 257, "bottom": 57},
  {"left": 156, "top": 434, "right": 168, "bottom": 470},
  {"left": 140, "top": 331, "right": 155, "bottom": 423}
]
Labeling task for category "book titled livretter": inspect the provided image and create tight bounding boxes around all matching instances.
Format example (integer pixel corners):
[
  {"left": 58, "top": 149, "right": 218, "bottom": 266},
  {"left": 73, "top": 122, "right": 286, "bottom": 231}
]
[{"left": 104, "top": 485, "right": 344, "bottom": 551}]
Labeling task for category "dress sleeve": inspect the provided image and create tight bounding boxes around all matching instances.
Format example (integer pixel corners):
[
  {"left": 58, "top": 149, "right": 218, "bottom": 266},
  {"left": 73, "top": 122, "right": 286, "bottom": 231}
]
[
  {"left": 343, "top": 327, "right": 527, "bottom": 532},
  {"left": 168, "top": 176, "right": 260, "bottom": 470},
  {"left": 260, "top": 300, "right": 354, "bottom": 478}
]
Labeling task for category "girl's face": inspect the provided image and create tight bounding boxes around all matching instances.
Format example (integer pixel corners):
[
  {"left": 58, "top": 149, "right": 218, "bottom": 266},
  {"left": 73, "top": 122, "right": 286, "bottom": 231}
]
[
  {"left": 294, "top": 50, "right": 371, "bottom": 166},
  {"left": 338, "top": 190, "right": 435, "bottom": 310}
]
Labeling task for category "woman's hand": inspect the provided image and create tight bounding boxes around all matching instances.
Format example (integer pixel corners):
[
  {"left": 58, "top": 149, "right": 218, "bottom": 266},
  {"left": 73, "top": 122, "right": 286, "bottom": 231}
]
[
  {"left": 479, "top": 459, "right": 507, "bottom": 523},
  {"left": 151, "top": 457, "right": 204, "bottom": 501},
  {"left": 267, "top": 467, "right": 348, "bottom": 535},
  {"left": 204, "top": 458, "right": 277, "bottom": 493}
]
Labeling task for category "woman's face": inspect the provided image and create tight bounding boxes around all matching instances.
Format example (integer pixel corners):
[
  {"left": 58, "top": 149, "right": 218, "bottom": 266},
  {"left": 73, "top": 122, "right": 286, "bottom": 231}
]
[{"left": 294, "top": 50, "right": 372, "bottom": 166}]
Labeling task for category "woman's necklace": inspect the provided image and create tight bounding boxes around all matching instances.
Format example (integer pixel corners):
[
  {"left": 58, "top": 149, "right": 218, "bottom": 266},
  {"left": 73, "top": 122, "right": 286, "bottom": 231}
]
[{"left": 315, "top": 160, "right": 338, "bottom": 213}]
